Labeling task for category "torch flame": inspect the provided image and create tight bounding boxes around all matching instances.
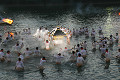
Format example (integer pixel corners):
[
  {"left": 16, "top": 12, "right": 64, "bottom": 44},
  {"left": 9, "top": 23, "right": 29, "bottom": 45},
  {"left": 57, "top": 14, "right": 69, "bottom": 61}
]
[{"left": 2, "top": 18, "right": 13, "bottom": 24}]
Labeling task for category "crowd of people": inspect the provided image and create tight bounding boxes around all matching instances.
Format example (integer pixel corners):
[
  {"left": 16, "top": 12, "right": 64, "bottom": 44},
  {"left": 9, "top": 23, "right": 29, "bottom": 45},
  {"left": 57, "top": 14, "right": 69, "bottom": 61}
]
[{"left": 0, "top": 26, "right": 119, "bottom": 71}]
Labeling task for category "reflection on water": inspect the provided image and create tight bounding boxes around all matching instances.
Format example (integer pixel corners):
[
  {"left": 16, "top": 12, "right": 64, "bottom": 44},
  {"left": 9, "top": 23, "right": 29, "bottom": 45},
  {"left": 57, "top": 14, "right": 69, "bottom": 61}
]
[{"left": 0, "top": 6, "right": 120, "bottom": 80}]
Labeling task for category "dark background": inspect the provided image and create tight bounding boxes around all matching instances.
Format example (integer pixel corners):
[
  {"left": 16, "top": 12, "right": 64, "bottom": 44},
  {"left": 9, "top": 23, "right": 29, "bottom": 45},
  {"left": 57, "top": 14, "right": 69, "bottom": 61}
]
[{"left": 0, "top": 0, "right": 120, "bottom": 6}]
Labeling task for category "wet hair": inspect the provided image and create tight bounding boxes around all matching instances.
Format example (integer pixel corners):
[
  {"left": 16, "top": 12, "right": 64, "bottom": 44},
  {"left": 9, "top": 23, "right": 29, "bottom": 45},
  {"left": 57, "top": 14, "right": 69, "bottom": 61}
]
[
  {"left": 16, "top": 43, "right": 19, "bottom": 46},
  {"left": 81, "top": 47, "right": 83, "bottom": 49},
  {"left": 77, "top": 44, "right": 80, "bottom": 47},
  {"left": 26, "top": 48, "right": 29, "bottom": 50},
  {"left": 6, "top": 37, "right": 9, "bottom": 40},
  {"left": 110, "top": 35, "right": 112, "bottom": 37},
  {"left": 7, "top": 50, "right": 10, "bottom": 53},
  {"left": 78, "top": 54, "right": 81, "bottom": 57},
  {"left": 36, "top": 47, "right": 38, "bottom": 50},
  {"left": 43, "top": 57, "right": 45, "bottom": 59},
  {"left": 1, "top": 49, "right": 3, "bottom": 51},
  {"left": 93, "top": 40, "right": 96, "bottom": 43},
  {"left": 106, "top": 49, "right": 108, "bottom": 52},
  {"left": 58, "top": 53, "right": 61, "bottom": 55},
  {"left": 105, "top": 41, "right": 107, "bottom": 44},
  {"left": 76, "top": 50, "right": 79, "bottom": 52},
  {"left": 46, "top": 40, "right": 48, "bottom": 43},
  {"left": 72, "top": 51, "right": 75, "bottom": 54},
  {"left": 18, "top": 58, "right": 21, "bottom": 61}
]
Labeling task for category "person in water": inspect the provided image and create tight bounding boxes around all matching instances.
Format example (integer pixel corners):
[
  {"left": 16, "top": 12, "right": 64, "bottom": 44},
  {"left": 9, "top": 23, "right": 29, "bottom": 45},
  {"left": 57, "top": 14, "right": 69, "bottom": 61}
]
[
  {"left": 100, "top": 45, "right": 106, "bottom": 58},
  {"left": 116, "top": 49, "right": 120, "bottom": 63},
  {"left": 6, "top": 50, "right": 12, "bottom": 62},
  {"left": 23, "top": 48, "right": 32, "bottom": 59},
  {"left": 14, "top": 43, "right": 21, "bottom": 53},
  {"left": 70, "top": 51, "right": 76, "bottom": 62},
  {"left": 105, "top": 49, "right": 111, "bottom": 63},
  {"left": 0, "top": 49, "right": 5, "bottom": 62},
  {"left": 55, "top": 53, "right": 64, "bottom": 64},
  {"left": 80, "top": 47, "right": 87, "bottom": 59},
  {"left": 114, "top": 33, "right": 119, "bottom": 43},
  {"left": 76, "top": 54, "right": 85, "bottom": 67},
  {"left": 34, "top": 47, "right": 41, "bottom": 57},
  {"left": 45, "top": 40, "right": 50, "bottom": 50},
  {"left": 39, "top": 57, "right": 46, "bottom": 70},
  {"left": 18, "top": 53, "right": 24, "bottom": 61},
  {"left": 15, "top": 58, "right": 24, "bottom": 71}
]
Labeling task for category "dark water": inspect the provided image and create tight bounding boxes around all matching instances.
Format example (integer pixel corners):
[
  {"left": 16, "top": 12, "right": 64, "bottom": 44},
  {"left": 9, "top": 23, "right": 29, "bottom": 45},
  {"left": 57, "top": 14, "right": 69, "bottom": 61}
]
[{"left": 0, "top": 5, "right": 120, "bottom": 80}]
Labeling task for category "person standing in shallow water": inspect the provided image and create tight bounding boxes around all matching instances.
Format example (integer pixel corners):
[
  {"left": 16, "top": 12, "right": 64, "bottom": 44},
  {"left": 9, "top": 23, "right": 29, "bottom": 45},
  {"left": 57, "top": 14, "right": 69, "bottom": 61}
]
[
  {"left": 15, "top": 58, "right": 24, "bottom": 71},
  {"left": 6, "top": 50, "right": 12, "bottom": 62},
  {"left": 104, "top": 49, "right": 111, "bottom": 69},
  {"left": 34, "top": 47, "right": 41, "bottom": 57},
  {"left": 70, "top": 51, "right": 76, "bottom": 62},
  {"left": 0, "top": 49, "right": 5, "bottom": 62},
  {"left": 39, "top": 57, "right": 46, "bottom": 70},
  {"left": 23, "top": 48, "right": 32, "bottom": 59},
  {"left": 54, "top": 53, "right": 64, "bottom": 64},
  {"left": 114, "top": 33, "right": 119, "bottom": 43},
  {"left": 116, "top": 49, "right": 120, "bottom": 63},
  {"left": 76, "top": 54, "right": 85, "bottom": 67}
]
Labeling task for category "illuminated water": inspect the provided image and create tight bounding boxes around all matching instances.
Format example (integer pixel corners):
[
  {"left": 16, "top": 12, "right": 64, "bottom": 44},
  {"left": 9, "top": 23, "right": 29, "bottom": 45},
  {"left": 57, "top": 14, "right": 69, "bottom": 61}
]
[{"left": 0, "top": 6, "right": 120, "bottom": 80}]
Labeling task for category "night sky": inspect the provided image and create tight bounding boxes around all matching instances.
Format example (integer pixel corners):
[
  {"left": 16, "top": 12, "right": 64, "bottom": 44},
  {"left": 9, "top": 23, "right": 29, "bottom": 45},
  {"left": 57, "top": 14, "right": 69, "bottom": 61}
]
[{"left": 0, "top": 0, "right": 120, "bottom": 6}]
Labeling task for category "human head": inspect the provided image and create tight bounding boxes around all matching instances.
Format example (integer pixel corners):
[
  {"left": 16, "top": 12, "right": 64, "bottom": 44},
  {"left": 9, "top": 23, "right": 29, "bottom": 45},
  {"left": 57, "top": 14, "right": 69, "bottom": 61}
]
[
  {"left": 18, "top": 58, "right": 21, "bottom": 61},
  {"left": 36, "top": 47, "right": 38, "bottom": 50},
  {"left": 65, "top": 47, "right": 67, "bottom": 49},
  {"left": 76, "top": 50, "right": 79, "bottom": 52},
  {"left": 116, "top": 33, "right": 118, "bottom": 36},
  {"left": 7, "top": 50, "right": 10, "bottom": 54},
  {"left": 1, "top": 49, "right": 3, "bottom": 52},
  {"left": 42, "top": 57, "right": 46, "bottom": 60},
  {"left": 78, "top": 53, "right": 81, "bottom": 57},
  {"left": 106, "top": 49, "right": 108, "bottom": 52},
  {"left": 72, "top": 51, "right": 75, "bottom": 54},
  {"left": 77, "top": 44, "right": 79, "bottom": 47},
  {"left": 26, "top": 48, "right": 29, "bottom": 50},
  {"left": 58, "top": 53, "right": 61, "bottom": 56},
  {"left": 118, "top": 49, "right": 120, "bottom": 52},
  {"left": 81, "top": 47, "right": 83, "bottom": 50},
  {"left": 110, "top": 35, "right": 112, "bottom": 38},
  {"left": 46, "top": 40, "right": 48, "bottom": 43},
  {"left": 16, "top": 43, "right": 19, "bottom": 46}
]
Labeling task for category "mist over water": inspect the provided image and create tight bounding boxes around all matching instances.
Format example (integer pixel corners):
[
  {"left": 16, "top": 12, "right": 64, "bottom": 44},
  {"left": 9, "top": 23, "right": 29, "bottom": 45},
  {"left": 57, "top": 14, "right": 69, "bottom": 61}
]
[{"left": 0, "top": 5, "right": 120, "bottom": 80}]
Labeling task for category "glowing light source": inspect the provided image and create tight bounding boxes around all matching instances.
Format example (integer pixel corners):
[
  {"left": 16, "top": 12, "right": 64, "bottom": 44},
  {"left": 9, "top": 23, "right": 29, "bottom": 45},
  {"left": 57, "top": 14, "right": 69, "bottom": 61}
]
[
  {"left": 10, "top": 32, "right": 14, "bottom": 37},
  {"left": 53, "top": 40, "right": 63, "bottom": 44},
  {"left": 119, "top": 12, "right": 120, "bottom": 16},
  {"left": 2, "top": 18, "right": 13, "bottom": 24}
]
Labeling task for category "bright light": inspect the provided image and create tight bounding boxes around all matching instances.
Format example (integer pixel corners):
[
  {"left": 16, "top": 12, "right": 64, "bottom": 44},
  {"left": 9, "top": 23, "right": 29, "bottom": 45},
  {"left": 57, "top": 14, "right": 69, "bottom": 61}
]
[
  {"left": 2, "top": 18, "right": 13, "bottom": 24},
  {"left": 53, "top": 40, "right": 63, "bottom": 44},
  {"left": 119, "top": 12, "right": 120, "bottom": 16}
]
